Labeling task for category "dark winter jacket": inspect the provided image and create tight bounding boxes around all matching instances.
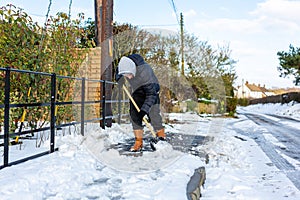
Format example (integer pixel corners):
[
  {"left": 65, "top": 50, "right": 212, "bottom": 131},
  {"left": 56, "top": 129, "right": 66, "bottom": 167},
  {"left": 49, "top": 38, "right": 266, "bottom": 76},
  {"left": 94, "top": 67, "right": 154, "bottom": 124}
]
[{"left": 119, "top": 54, "right": 160, "bottom": 114}]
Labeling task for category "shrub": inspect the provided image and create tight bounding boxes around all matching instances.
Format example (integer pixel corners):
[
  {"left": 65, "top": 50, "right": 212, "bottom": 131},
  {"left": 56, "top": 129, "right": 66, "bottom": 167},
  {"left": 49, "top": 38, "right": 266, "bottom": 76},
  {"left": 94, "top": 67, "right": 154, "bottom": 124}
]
[{"left": 0, "top": 4, "right": 93, "bottom": 131}]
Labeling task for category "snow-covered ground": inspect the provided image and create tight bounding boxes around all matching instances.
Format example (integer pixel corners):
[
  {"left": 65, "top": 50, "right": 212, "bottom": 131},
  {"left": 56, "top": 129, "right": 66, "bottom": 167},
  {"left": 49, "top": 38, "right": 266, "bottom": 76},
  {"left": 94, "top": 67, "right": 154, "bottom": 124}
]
[
  {"left": 0, "top": 102, "right": 300, "bottom": 199},
  {"left": 241, "top": 101, "right": 300, "bottom": 120}
]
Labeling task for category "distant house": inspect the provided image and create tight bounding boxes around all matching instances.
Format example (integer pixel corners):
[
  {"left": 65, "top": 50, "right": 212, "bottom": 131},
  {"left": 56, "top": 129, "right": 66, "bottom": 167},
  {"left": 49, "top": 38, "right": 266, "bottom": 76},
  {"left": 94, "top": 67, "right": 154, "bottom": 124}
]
[
  {"left": 235, "top": 81, "right": 275, "bottom": 99},
  {"left": 270, "top": 87, "right": 300, "bottom": 95}
]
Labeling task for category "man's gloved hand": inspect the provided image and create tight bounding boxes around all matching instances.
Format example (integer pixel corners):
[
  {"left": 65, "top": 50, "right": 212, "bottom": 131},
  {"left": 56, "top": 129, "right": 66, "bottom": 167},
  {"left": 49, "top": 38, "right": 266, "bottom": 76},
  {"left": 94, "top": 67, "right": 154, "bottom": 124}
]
[
  {"left": 138, "top": 110, "right": 147, "bottom": 121},
  {"left": 116, "top": 74, "right": 125, "bottom": 86}
]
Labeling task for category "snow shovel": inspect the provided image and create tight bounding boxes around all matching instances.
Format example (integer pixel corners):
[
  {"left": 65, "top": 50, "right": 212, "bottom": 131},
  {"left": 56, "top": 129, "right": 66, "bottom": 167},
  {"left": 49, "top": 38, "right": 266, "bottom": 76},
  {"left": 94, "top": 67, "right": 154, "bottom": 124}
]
[{"left": 122, "top": 85, "right": 158, "bottom": 151}]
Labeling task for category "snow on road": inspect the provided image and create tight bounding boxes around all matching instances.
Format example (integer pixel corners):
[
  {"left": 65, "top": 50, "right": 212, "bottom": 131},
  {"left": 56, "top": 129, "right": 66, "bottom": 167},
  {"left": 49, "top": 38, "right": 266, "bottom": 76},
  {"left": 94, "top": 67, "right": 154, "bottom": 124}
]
[{"left": 0, "top": 103, "right": 300, "bottom": 199}]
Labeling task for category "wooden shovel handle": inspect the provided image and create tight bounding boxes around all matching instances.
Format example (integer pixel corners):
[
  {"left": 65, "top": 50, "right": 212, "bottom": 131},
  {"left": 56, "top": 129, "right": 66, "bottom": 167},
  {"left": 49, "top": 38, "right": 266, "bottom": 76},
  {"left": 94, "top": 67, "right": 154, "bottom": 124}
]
[{"left": 122, "top": 85, "right": 156, "bottom": 137}]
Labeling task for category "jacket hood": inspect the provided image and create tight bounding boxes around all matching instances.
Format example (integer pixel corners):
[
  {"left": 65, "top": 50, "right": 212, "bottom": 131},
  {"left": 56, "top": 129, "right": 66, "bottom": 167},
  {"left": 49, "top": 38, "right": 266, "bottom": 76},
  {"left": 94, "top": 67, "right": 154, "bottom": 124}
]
[{"left": 127, "top": 54, "right": 146, "bottom": 66}]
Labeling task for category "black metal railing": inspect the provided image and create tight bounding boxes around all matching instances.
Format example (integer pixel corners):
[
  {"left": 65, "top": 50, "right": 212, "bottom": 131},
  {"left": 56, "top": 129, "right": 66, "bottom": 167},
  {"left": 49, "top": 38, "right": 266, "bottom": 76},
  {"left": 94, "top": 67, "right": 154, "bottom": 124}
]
[{"left": 0, "top": 67, "right": 125, "bottom": 169}]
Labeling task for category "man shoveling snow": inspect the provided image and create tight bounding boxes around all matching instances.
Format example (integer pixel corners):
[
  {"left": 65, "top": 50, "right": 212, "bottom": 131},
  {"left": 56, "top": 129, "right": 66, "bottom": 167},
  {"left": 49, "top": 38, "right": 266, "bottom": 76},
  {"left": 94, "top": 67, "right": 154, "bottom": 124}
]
[{"left": 116, "top": 54, "right": 166, "bottom": 152}]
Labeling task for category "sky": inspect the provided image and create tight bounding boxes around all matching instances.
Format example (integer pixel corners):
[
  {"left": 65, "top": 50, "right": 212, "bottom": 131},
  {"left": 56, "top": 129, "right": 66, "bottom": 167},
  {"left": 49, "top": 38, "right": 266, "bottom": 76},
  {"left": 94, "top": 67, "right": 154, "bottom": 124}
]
[
  {"left": 0, "top": 103, "right": 300, "bottom": 199},
  {"left": 2, "top": 0, "right": 300, "bottom": 89}
]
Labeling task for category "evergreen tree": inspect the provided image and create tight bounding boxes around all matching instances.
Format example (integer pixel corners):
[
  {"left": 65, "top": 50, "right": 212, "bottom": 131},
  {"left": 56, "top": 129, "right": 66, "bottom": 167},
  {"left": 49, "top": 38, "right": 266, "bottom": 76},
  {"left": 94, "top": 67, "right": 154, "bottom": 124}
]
[{"left": 277, "top": 44, "right": 300, "bottom": 85}]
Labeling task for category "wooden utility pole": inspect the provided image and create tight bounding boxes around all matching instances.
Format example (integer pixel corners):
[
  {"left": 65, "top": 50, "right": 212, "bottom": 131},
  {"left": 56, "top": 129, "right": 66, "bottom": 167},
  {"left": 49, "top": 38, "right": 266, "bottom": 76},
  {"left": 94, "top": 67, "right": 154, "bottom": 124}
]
[
  {"left": 94, "top": 0, "right": 113, "bottom": 128},
  {"left": 94, "top": 0, "right": 101, "bottom": 47},
  {"left": 180, "top": 12, "right": 184, "bottom": 76}
]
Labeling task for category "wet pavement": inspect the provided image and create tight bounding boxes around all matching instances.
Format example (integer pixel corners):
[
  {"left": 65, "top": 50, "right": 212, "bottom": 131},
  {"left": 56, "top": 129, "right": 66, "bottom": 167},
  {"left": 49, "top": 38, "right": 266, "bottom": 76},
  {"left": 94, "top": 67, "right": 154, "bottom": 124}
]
[{"left": 233, "top": 112, "right": 300, "bottom": 190}]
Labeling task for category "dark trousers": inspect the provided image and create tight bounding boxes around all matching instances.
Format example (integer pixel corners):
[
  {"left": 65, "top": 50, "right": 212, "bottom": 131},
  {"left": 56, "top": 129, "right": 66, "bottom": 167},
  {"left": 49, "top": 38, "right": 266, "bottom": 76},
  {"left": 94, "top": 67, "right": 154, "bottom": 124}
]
[{"left": 130, "top": 94, "right": 164, "bottom": 131}]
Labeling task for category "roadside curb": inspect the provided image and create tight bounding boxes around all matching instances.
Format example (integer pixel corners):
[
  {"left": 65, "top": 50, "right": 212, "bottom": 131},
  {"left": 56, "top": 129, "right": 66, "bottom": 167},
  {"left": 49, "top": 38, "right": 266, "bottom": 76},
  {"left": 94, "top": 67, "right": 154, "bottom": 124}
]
[{"left": 186, "top": 166, "right": 206, "bottom": 200}]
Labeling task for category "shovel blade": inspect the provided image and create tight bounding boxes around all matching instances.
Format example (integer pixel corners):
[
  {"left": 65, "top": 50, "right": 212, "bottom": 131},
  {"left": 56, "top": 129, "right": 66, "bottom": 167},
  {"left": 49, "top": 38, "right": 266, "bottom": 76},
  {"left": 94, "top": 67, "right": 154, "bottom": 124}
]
[{"left": 149, "top": 137, "right": 159, "bottom": 151}]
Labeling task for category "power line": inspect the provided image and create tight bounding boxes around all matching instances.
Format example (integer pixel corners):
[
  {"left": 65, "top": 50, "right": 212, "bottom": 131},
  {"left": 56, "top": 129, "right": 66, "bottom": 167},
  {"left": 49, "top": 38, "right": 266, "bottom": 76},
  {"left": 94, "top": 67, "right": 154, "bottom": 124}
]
[
  {"left": 27, "top": 13, "right": 45, "bottom": 17},
  {"left": 68, "top": 0, "right": 72, "bottom": 19},
  {"left": 138, "top": 24, "right": 178, "bottom": 27},
  {"left": 44, "top": 0, "right": 52, "bottom": 25},
  {"left": 168, "top": 0, "right": 180, "bottom": 25},
  {"left": 167, "top": 0, "right": 185, "bottom": 75}
]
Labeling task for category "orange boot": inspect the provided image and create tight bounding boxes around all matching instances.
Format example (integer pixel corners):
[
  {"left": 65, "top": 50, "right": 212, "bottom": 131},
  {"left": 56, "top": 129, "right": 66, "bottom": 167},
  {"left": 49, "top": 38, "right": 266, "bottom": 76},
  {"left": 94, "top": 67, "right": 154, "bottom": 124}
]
[
  {"left": 130, "top": 129, "right": 143, "bottom": 152},
  {"left": 156, "top": 128, "right": 166, "bottom": 140}
]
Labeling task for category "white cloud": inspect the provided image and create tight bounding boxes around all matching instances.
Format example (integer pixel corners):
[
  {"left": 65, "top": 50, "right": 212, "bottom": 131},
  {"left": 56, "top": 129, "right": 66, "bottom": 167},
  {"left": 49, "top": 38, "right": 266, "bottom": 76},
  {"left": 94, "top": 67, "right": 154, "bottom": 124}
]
[
  {"left": 219, "top": 6, "right": 230, "bottom": 13},
  {"left": 183, "top": 9, "right": 197, "bottom": 18},
  {"left": 191, "top": 0, "right": 300, "bottom": 41},
  {"left": 188, "top": 1, "right": 300, "bottom": 88},
  {"left": 250, "top": 0, "right": 300, "bottom": 32},
  {"left": 194, "top": 18, "right": 263, "bottom": 35},
  {"left": 250, "top": 0, "right": 300, "bottom": 22}
]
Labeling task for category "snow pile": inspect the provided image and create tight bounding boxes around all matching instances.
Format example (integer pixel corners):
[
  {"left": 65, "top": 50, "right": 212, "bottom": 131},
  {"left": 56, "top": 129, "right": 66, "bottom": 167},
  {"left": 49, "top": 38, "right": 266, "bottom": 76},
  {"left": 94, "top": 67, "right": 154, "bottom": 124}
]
[
  {"left": 82, "top": 124, "right": 183, "bottom": 172},
  {"left": 0, "top": 123, "right": 205, "bottom": 199},
  {"left": 240, "top": 101, "right": 300, "bottom": 120}
]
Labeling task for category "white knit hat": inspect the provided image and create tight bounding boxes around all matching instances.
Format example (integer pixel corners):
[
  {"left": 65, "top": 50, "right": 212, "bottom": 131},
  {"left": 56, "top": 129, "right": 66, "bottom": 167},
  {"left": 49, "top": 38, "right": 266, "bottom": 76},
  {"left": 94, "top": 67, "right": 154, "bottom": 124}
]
[{"left": 118, "top": 56, "right": 136, "bottom": 77}]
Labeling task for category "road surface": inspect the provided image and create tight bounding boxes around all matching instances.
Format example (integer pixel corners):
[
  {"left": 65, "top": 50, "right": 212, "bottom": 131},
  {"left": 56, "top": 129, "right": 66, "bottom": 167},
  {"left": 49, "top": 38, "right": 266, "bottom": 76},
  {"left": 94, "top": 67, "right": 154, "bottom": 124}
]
[{"left": 235, "top": 110, "right": 300, "bottom": 190}]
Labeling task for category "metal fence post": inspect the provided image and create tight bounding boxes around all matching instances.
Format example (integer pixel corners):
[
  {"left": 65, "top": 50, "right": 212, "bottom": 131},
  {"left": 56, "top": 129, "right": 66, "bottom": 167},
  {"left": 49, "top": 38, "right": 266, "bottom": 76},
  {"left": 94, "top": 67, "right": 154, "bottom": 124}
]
[
  {"left": 81, "top": 78, "right": 85, "bottom": 136},
  {"left": 117, "top": 83, "right": 122, "bottom": 124},
  {"left": 3, "top": 67, "right": 11, "bottom": 166},
  {"left": 50, "top": 73, "right": 56, "bottom": 153},
  {"left": 101, "top": 80, "right": 106, "bottom": 129}
]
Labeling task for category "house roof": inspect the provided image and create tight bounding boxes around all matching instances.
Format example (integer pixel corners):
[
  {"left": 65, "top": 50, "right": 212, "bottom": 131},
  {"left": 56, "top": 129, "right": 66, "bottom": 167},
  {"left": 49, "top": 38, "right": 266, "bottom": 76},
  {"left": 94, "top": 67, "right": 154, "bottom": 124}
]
[
  {"left": 245, "top": 83, "right": 262, "bottom": 92},
  {"left": 270, "top": 87, "right": 300, "bottom": 94},
  {"left": 245, "top": 82, "right": 271, "bottom": 93}
]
